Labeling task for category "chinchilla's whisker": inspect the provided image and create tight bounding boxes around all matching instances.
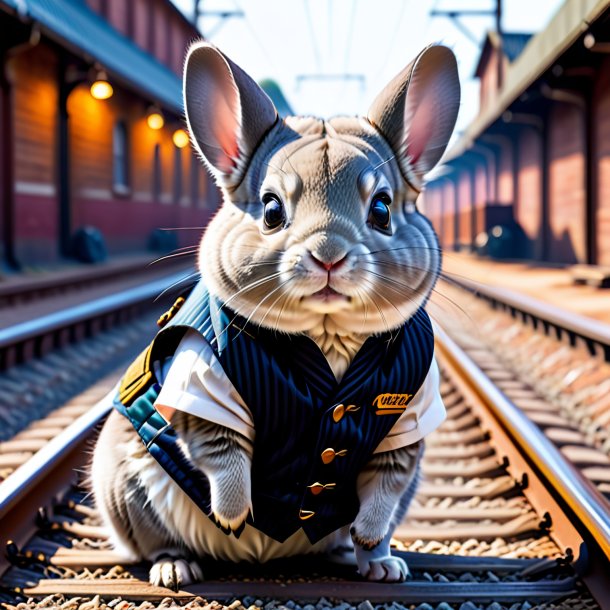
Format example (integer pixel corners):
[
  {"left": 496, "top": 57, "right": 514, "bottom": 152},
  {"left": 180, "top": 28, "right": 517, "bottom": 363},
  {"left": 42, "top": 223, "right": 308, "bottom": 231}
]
[
  {"left": 235, "top": 275, "right": 296, "bottom": 340},
  {"left": 363, "top": 245, "right": 443, "bottom": 256},
  {"left": 428, "top": 287, "right": 476, "bottom": 326},
  {"left": 265, "top": 159, "right": 287, "bottom": 176},
  {"left": 437, "top": 268, "right": 489, "bottom": 285},
  {"left": 154, "top": 271, "right": 201, "bottom": 302},
  {"left": 240, "top": 258, "right": 283, "bottom": 269},
  {"left": 358, "top": 276, "right": 391, "bottom": 335},
  {"left": 148, "top": 250, "right": 198, "bottom": 266},
  {"left": 353, "top": 286, "right": 370, "bottom": 334},
  {"left": 159, "top": 226, "right": 208, "bottom": 231},
  {"left": 222, "top": 271, "right": 285, "bottom": 309},
  {"left": 213, "top": 272, "right": 287, "bottom": 342},
  {"left": 259, "top": 281, "right": 295, "bottom": 331},
  {"left": 280, "top": 147, "right": 298, "bottom": 175},
  {"left": 273, "top": 287, "right": 298, "bottom": 335},
  {"left": 363, "top": 270, "right": 430, "bottom": 334},
  {"left": 360, "top": 259, "right": 438, "bottom": 275},
  {"left": 408, "top": 282, "right": 475, "bottom": 326},
  {"left": 373, "top": 154, "right": 396, "bottom": 171},
  {"left": 368, "top": 261, "right": 474, "bottom": 325}
]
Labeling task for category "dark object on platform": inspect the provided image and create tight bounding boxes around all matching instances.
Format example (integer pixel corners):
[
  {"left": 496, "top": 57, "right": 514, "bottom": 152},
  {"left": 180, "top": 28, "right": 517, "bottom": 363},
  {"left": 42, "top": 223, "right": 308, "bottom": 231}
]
[
  {"left": 570, "top": 265, "right": 610, "bottom": 289},
  {"left": 475, "top": 222, "right": 531, "bottom": 260},
  {"left": 148, "top": 228, "right": 179, "bottom": 253},
  {"left": 71, "top": 227, "right": 108, "bottom": 264},
  {"left": 482, "top": 203, "right": 516, "bottom": 232}
]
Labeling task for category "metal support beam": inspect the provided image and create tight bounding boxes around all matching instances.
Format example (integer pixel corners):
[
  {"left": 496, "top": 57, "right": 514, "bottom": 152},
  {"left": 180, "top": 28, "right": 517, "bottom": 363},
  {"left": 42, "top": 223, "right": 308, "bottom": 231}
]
[
  {"left": 0, "top": 21, "right": 41, "bottom": 270},
  {"left": 57, "top": 57, "right": 87, "bottom": 260},
  {"left": 431, "top": 1, "right": 503, "bottom": 85},
  {"left": 0, "top": 47, "right": 17, "bottom": 270}
]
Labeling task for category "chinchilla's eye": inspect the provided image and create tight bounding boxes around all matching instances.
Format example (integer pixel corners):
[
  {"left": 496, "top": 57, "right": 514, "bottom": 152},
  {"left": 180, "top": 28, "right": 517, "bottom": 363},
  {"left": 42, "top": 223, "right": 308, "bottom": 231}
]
[
  {"left": 262, "top": 193, "right": 285, "bottom": 230},
  {"left": 369, "top": 192, "right": 391, "bottom": 231}
]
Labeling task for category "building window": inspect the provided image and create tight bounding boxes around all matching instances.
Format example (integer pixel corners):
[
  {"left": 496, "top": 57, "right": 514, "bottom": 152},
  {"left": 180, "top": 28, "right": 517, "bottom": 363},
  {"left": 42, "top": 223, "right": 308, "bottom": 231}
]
[
  {"left": 113, "top": 121, "right": 129, "bottom": 194},
  {"left": 153, "top": 143, "right": 162, "bottom": 202},
  {"left": 173, "top": 146, "right": 182, "bottom": 203}
]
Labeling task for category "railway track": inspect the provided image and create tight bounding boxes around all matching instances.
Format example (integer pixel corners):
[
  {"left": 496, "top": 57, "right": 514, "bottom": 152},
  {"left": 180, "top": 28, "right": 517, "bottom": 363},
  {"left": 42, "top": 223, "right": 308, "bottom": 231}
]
[
  {"left": 0, "top": 266, "right": 196, "bottom": 372},
  {"left": 436, "top": 277, "right": 610, "bottom": 500},
  {"left": 0, "top": 269, "right": 197, "bottom": 471},
  {"left": 0, "top": 312, "right": 608, "bottom": 609}
]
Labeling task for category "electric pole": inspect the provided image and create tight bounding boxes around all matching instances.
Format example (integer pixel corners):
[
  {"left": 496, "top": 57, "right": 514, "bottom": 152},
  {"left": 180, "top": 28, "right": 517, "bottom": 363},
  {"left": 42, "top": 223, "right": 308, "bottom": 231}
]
[{"left": 430, "top": 0, "right": 504, "bottom": 87}]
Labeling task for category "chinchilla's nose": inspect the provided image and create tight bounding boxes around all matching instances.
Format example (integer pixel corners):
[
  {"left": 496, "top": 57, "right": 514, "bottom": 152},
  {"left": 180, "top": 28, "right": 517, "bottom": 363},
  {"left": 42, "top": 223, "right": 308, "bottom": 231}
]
[
  {"left": 309, "top": 251, "right": 347, "bottom": 271},
  {"left": 306, "top": 234, "right": 349, "bottom": 270}
]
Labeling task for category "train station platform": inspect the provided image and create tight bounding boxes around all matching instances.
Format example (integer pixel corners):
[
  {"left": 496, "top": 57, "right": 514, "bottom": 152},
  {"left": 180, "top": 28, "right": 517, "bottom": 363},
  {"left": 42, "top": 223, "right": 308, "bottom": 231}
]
[
  {"left": 0, "top": 252, "right": 192, "bottom": 302},
  {"left": 442, "top": 253, "right": 610, "bottom": 326}
]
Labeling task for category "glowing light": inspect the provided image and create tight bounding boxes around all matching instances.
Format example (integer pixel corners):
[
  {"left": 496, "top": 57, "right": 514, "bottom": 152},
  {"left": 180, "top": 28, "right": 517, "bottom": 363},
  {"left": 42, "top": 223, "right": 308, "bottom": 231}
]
[
  {"left": 147, "top": 112, "right": 165, "bottom": 130},
  {"left": 172, "top": 129, "right": 190, "bottom": 148},
  {"left": 90, "top": 80, "right": 113, "bottom": 100}
]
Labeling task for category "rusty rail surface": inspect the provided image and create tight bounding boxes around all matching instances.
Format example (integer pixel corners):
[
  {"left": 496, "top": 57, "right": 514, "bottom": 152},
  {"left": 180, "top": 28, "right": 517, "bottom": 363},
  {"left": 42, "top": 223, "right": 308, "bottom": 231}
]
[{"left": 435, "top": 325, "right": 610, "bottom": 563}]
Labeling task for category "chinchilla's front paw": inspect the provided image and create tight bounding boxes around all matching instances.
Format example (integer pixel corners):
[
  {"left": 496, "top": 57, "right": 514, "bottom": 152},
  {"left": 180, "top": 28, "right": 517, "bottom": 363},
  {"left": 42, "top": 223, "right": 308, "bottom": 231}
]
[
  {"left": 352, "top": 530, "right": 410, "bottom": 582},
  {"left": 357, "top": 554, "right": 410, "bottom": 582},
  {"left": 209, "top": 474, "right": 251, "bottom": 537},
  {"left": 149, "top": 552, "right": 203, "bottom": 591}
]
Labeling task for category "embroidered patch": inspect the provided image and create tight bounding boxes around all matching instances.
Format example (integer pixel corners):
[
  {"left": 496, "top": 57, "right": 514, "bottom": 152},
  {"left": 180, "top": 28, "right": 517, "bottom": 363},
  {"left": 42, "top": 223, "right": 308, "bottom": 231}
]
[
  {"left": 118, "top": 342, "right": 154, "bottom": 406},
  {"left": 157, "top": 296, "right": 186, "bottom": 328},
  {"left": 372, "top": 393, "right": 413, "bottom": 415}
]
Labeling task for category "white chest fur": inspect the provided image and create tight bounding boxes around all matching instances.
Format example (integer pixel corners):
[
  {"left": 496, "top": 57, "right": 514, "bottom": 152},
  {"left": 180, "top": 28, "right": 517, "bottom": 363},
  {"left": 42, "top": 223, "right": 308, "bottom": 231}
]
[{"left": 306, "top": 317, "right": 367, "bottom": 382}]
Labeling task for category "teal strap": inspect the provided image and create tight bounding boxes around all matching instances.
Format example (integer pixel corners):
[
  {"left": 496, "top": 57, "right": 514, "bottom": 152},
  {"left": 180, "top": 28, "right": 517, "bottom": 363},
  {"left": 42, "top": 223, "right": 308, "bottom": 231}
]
[{"left": 119, "top": 385, "right": 169, "bottom": 448}]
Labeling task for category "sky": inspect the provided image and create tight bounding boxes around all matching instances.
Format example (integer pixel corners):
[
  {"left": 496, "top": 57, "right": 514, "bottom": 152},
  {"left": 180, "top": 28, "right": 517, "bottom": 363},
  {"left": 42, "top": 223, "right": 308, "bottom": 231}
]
[{"left": 172, "top": 0, "right": 563, "bottom": 138}]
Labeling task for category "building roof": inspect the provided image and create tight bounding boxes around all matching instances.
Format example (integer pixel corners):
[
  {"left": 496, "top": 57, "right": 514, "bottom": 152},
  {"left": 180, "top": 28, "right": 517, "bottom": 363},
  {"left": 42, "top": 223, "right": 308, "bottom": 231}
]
[
  {"left": 474, "top": 31, "right": 533, "bottom": 78},
  {"left": 502, "top": 32, "right": 533, "bottom": 62},
  {"left": 444, "top": 0, "right": 610, "bottom": 164},
  {"left": 0, "top": 0, "right": 184, "bottom": 114}
]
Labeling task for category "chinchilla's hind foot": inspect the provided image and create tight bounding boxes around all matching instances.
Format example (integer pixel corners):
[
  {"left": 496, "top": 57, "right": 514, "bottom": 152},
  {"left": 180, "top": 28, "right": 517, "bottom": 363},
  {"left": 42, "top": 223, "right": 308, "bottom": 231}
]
[{"left": 149, "top": 551, "right": 204, "bottom": 591}]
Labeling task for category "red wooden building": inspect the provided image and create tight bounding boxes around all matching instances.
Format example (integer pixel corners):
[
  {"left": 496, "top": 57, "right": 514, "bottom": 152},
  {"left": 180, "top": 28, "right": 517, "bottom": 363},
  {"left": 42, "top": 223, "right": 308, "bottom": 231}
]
[
  {"left": 422, "top": 0, "right": 610, "bottom": 266},
  {"left": 0, "top": 0, "right": 221, "bottom": 267}
]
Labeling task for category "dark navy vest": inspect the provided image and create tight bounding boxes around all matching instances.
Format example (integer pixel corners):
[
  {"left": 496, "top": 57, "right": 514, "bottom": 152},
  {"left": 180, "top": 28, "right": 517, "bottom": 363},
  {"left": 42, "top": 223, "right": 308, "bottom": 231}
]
[{"left": 113, "top": 280, "right": 434, "bottom": 544}]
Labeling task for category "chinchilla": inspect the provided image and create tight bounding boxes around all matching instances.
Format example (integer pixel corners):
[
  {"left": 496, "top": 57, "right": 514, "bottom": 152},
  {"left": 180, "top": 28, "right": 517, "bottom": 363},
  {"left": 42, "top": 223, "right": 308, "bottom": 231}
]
[{"left": 91, "top": 41, "right": 460, "bottom": 591}]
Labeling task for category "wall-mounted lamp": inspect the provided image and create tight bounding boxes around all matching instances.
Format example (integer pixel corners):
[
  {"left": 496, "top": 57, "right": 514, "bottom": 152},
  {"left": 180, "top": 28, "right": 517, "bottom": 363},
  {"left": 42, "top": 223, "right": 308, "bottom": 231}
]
[
  {"left": 90, "top": 70, "right": 113, "bottom": 100},
  {"left": 147, "top": 107, "right": 165, "bottom": 130},
  {"left": 172, "top": 128, "right": 190, "bottom": 148}
]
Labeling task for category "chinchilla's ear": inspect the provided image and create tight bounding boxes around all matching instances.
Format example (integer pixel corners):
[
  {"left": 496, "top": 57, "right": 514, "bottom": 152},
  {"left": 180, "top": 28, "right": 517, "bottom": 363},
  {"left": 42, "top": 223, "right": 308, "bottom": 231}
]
[
  {"left": 368, "top": 44, "right": 460, "bottom": 191},
  {"left": 184, "top": 42, "right": 278, "bottom": 187}
]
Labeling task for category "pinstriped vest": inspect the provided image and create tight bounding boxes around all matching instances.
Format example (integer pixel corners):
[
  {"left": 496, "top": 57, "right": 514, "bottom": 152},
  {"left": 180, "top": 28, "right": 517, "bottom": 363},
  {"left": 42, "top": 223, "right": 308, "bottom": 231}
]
[{"left": 113, "top": 280, "right": 434, "bottom": 544}]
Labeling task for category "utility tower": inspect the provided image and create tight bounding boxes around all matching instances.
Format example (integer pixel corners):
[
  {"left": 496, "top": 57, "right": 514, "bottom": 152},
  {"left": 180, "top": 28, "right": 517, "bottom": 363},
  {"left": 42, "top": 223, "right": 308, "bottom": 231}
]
[{"left": 431, "top": 0, "right": 503, "bottom": 87}]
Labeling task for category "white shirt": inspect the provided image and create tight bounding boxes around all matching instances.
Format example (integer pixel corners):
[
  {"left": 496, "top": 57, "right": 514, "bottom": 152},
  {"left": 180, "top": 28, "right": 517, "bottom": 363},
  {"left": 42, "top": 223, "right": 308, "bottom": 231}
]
[{"left": 154, "top": 330, "right": 446, "bottom": 453}]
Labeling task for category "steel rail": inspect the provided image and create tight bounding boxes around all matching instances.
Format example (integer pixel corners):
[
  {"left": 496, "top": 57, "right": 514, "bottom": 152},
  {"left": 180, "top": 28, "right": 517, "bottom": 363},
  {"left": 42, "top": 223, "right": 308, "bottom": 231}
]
[
  {"left": 0, "top": 271, "right": 191, "bottom": 350},
  {"left": 0, "top": 393, "right": 113, "bottom": 522},
  {"left": 434, "top": 323, "right": 610, "bottom": 560},
  {"left": 446, "top": 276, "right": 610, "bottom": 359}
]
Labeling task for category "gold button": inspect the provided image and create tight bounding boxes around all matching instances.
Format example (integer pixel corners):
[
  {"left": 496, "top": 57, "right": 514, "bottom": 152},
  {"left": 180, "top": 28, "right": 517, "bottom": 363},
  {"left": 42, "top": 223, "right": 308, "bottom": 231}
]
[
  {"left": 321, "top": 448, "right": 348, "bottom": 464},
  {"left": 332, "top": 404, "right": 345, "bottom": 423},
  {"left": 299, "top": 509, "right": 315, "bottom": 520},
  {"left": 307, "top": 482, "right": 336, "bottom": 495},
  {"left": 308, "top": 482, "right": 325, "bottom": 495}
]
